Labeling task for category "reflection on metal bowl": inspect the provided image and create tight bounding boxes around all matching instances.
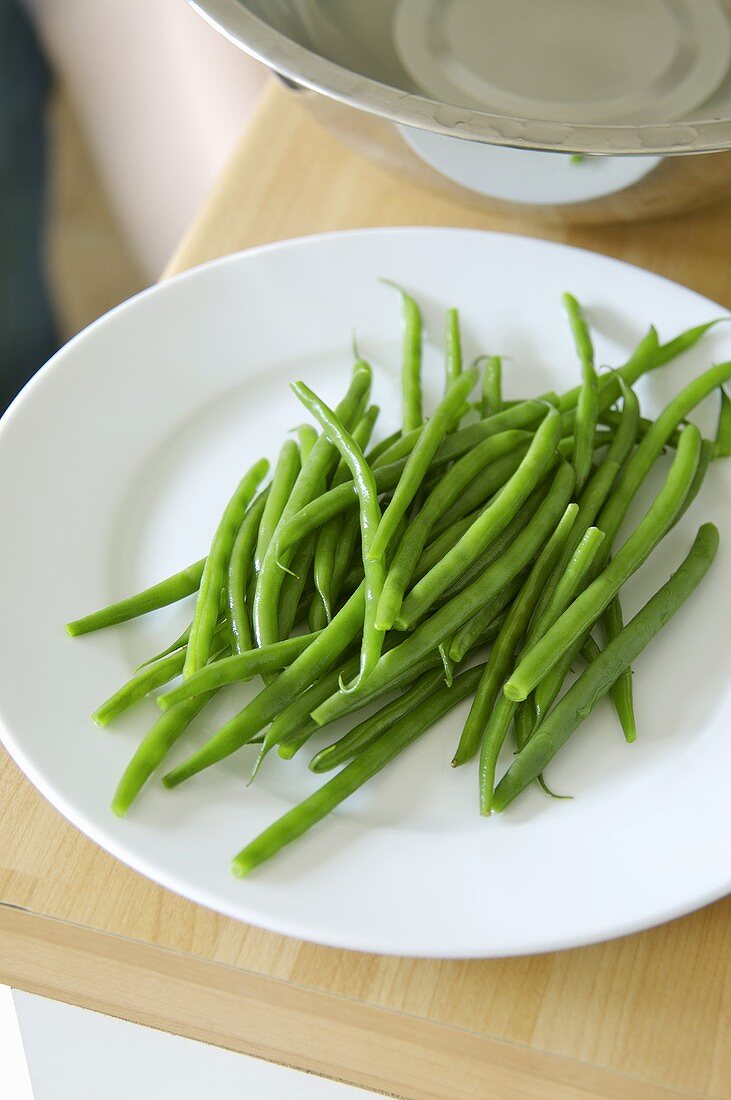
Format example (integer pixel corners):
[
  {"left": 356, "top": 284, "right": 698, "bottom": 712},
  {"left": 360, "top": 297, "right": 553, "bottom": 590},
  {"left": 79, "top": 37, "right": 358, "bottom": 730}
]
[{"left": 190, "top": 0, "right": 731, "bottom": 222}]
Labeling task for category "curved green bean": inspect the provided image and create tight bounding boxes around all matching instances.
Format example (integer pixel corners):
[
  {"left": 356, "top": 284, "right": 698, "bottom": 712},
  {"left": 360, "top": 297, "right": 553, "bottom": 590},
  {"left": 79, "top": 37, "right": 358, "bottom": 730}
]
[
  {"left": 452, "top": 502, "right": 578, "bottom": 768},
  {"left": 311, "top": 668, "right": 445, "bottom": 774},
  {"left": 254, "top": 441, "right": 300, "bottom": 574},
  {"left": 232, "top": 663, "right": 487, "bottom": 877},
  {"left": 157, "top": 630, "right": 324, "bottom": 711},
  {"left": 253, "top": 365, "right": 371, "bottom": 648},
  {"left": 525, "top": 527, "right": 606, "bottom": 652},
  {"left": 163, "top": 582, "right": 366, "bottom": 787},
  {"left": 504, "top": 423, "right": 702, "bottom": 703},
  {"left": 376, "top": 429, "right": 531, "bottom": 631},
  {"left": 369, "top": 369, "right": 478, "bottom": 562},
  {"left": 227, "top": 489, "right": 269, "bottom": 655},
  {"left": 597, "top": 361, "right": 731, "bottom": 550},
  {"left": 184, "top": 458, "right": 269, "bottom": 677},
  {"left": 494, "top": 523, "right": 719, "bottom": 811},
  {"left": 311, "top": 462, "right": 575, "bottom": 729},
  {"left": 428, "top": 445, "right": 531, "bottom": 539},
  {"left": 398, "top": 406, "right": 562, "bottom": 629},
  {"left": 314, "top": 404, "right": 379, "bottom": 622},
  {"left": 292, "top": 381, "right": 385, "bottom": 687}
]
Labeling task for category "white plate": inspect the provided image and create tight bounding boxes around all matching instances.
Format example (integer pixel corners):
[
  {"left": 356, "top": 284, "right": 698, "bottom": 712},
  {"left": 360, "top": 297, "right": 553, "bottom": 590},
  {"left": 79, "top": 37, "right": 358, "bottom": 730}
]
[{"left": 0, "top": 228, "right": 729, "bottom": 958}]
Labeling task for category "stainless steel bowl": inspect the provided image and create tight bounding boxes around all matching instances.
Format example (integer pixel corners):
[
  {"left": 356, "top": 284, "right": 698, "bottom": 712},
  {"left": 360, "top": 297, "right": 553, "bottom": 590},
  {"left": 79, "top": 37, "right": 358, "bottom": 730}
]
[{"left": 191, "top": 0, "right": 731, "bottom": 222}]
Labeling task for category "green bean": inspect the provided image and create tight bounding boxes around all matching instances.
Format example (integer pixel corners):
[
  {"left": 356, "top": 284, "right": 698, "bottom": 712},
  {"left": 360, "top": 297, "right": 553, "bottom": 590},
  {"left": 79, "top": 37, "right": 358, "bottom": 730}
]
[
  {"left": 525, "top": 376, "right": 718, "bottom": 708},
  {"left": 297, "top": 424, "right": 318, "bottom": 462},
  {"left": 480, "top": 356, "right": 502, "bottom": 418},
  {"left": 556, "top": 319, "right": 720, "bottom": 416},
  {"left": 369, "top": 369, "right": 478, "bottom": 562},
  {"left": 329, "top": 518, "right": 362, "bottom": 611},
  {"left": 311, "top": 463, "right": 575, "bottom": 729},
  {"left": 271, "top": 621, "right": 459, "bottom": 768},
  {"left": 493, "top": 523, "right": 719, "bottom": 811},
  {"left": 397, "top": 406, "right": 562, "bottom": 629},
  {"left": 535, "top": 424, "right": 710, "bottom": 722},
  {"left": 604, "top": 378, "right": 641, "bottom": 465},
  {"left": 262, "top": 654, "right": 359, "bottom": 767},
  {"left": 254, "top": 441, "right": 300, "bottom": 574},
  {"left": 366, "top": 429, "right": 402, "bottom": 466},
  {"left": 528, "top": 527, "right": 607, "bottom": 731},
  {"left": 437, "top": 483, "right": 556, "bottom": 610},
  {"left": 277, "top": 404, "right": 556, "bottom": 554},
  {"left": 428, "top": 446, "right": 530, "bottom": 538},
  {"left": 314, "top": 405, "right": 379, "bottom": 622},
  {"left": 308, "top": 591, "right": 329, "bottom": 633},
  {"left": 648, "top": 320, "right": 725, "bottom": 374},
  {"left": 384, "top": 282, "right": 423, "bottom": 432},
  {"left": 527, "top": 527, "right": 606, "bottom": 652},
  {"left": 504, "top": 423, "right": 702, "bottom": 703},
  {"left": 278, "top": 534, "right": 316, "bottom": 640},
  {"left": 415, "top": 508, "right": 484, "bottom": 583},
  {"left": 311, "top": 668, "right": 445, "bottom": 774},
  {"left": 526, "top": 433, "right": 623, "bottom": 630},
  {"left": 445, "top": 308, "right": 462, "bottom": 389},
  {"left": 94, "top": 649, "right": 187, "bottom": 727},
  {"left": 157, "top": 630, "right": 324, "bottom": 710},
  {"left": 292, "top": 382, "right": 385, "bottom": 686},
  {"left": 513, "top": 701, "right": 535, "bottom": 753},
  {"left": 184, "top": 458, "right": 269, "bottom": 677},
  {"left": 254, "top": 366, "right": 371, "bottom": 648},
  {"left": 65, "top": 559, "right": 206, "bottom": 637},
  {"left": 112, "top": 694, "right": 216, "bottom": 817},
  {"left": 478, "top": 693, "right": 520, "bottom": 813},
  {"left": 597, "top": 362, "right": 731, "bottom": 549},
  {"left": 714, "top": 387, "right": 731, "bottom": 458},
  {"left": 163, "top": 581, "right": 366, "bottom": 787},
  {"left": 564, "top": 293, "right": 599, "bottom": 492},
  {"left": 373, "top": 398, "right": 550, "bottom": 469},
  {"left": 601, "top": 596, "right": 636, "bottom": 742},
  {"left": 525, "top": 381, "right": 638, "bottom": 726},
  {"left": 536, "top": 363, "right": 725, "bottom": 683},
  {"left": 675, "top": 438, "right": 714, "bottom": 526},
  {"left": 452, "top": 502, "right": 578, "bottom": 768},
  {"left": 232, "top": 664, "right": 487, "bottom": 877},
  {"left": 133, "top": 621, "right": 192, "bottom": 673},
  {"left": 227, "top": 490, "right": 269, "bottom": 655},
  {"left": 571, "top": 435, "right": 713, "bottom": 732},
  {"left": 376, "top": 430, "right": 531, "bottom": 631}
]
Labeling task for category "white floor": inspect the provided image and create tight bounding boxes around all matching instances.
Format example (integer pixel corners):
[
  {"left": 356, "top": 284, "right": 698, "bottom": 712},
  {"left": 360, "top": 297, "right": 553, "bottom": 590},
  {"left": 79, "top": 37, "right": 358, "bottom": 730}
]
[
  {"left": 0, "top": 985, "right": 34, "bottom": 1098},
  {"left": 3, "top": 986, "right": 379, "bottom": 1100}
]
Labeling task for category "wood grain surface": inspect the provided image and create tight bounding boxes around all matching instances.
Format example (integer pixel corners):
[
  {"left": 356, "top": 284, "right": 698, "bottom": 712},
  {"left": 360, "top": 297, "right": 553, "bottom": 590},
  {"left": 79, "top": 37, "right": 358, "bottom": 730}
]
[{"left": 1, "top": 82, "right": 729, "bottom": 1100}]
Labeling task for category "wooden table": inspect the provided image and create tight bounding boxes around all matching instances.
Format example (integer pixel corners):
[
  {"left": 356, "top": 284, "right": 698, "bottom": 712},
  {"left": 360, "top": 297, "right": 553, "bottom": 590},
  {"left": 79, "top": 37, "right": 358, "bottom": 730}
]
[{"left": 2, "top": 83, "right": 730, "bottom": 1100}]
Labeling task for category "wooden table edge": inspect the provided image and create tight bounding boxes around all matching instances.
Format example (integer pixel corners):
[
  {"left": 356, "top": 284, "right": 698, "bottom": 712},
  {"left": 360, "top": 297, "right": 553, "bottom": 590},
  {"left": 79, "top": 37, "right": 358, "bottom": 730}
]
[{"left": 0, "top": 902, "right": 706, "bottom": 1100}]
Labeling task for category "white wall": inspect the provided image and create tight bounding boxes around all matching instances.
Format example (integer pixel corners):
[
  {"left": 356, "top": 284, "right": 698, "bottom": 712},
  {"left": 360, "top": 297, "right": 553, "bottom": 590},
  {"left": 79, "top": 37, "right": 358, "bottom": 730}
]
[{"left": 0, "top": 986, "right": 34, "bottom": 1099}]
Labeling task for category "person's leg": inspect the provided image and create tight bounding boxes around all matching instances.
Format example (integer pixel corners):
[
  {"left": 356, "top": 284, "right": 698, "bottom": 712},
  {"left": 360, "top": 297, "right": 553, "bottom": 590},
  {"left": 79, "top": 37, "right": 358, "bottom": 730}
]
[
  {"left": 30, "top": 0, "right": 266, "bottom": 279},
  {"left": 0, "top": 0, "right": 58, "bottom": 411}
]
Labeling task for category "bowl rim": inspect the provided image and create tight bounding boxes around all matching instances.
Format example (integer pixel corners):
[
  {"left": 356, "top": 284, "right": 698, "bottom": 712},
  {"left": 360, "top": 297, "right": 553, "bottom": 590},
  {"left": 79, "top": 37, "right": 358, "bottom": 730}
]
[{"left": 191, "top": 0, "right": 731, "bottom": 156}]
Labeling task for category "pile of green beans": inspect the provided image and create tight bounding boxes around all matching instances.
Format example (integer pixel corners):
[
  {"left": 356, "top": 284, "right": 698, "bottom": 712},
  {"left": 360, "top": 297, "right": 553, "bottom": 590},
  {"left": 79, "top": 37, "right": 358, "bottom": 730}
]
[{"left": 66, "top": 289, "right": 727, "bottom": 876}]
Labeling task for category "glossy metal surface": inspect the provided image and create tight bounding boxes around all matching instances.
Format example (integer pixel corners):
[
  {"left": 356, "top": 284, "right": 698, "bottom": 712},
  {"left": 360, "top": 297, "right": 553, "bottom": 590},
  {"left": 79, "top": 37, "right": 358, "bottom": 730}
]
[
  {"left": 192, "top": 0, "right": 731, "bottom": 155},
  {"left": 190, "top": 1, "right": 731, "bottom": 220}
]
